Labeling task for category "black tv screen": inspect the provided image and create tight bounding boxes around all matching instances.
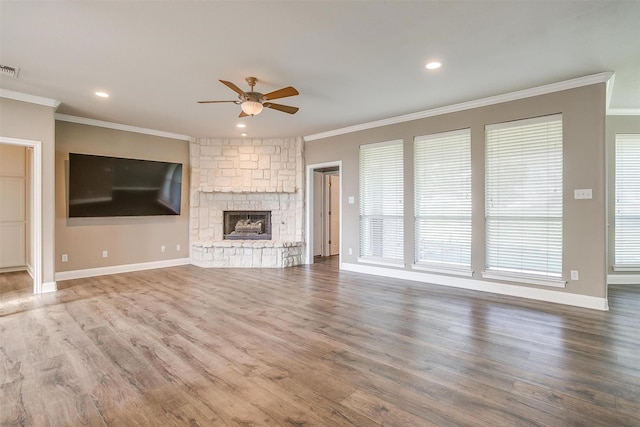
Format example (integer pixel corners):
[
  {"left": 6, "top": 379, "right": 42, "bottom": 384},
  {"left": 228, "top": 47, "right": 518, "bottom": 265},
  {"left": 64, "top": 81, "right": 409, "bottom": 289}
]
[{"left": 68, "top": 153, "right": 182, "bottom": 218}]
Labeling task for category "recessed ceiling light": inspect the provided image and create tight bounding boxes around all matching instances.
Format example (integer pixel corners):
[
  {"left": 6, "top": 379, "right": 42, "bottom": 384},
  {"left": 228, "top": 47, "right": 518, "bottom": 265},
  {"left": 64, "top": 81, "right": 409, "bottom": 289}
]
[
  {"left": 426, "top": 61, "right": 442, "bottom": 70},
  {"left": 241, "top": 133, "right": 248, "bottom": 137},
  {"left": 95, "top": 91, "right": 109, "bottom": 98},
  {"left": 237, "top": 123, "right": 246, "bottom": 128}
]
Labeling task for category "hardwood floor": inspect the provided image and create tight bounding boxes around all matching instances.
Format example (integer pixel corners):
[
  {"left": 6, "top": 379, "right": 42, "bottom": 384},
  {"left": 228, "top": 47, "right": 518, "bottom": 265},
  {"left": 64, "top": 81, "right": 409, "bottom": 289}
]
[
  {"left": 1, "top": 258, "right": 639, "bottom": 426},
  {"left": 0, "top": 270, "right": 33, "bottom": 303}
]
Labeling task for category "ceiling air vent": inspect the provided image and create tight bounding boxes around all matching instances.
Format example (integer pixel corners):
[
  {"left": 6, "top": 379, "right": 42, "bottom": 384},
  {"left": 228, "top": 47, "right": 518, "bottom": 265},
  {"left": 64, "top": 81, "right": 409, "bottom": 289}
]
[{"left": 0, "top": 65, "right": 20, "bottom": 78}]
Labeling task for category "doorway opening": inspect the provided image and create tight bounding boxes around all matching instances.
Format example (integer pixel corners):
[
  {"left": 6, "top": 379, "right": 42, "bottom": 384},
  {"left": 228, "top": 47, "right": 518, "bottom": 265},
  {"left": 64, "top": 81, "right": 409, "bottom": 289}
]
[
  {"left": 305, "top": 161, "right": 341, "bottom": 265},
  {"left": 0, "top": 137, "right": 42, "bottom": 297}
]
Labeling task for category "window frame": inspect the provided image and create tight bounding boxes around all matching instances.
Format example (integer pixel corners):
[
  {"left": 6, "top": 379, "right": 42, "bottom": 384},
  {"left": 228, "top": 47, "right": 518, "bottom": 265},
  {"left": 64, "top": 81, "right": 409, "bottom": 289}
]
[
  {"left": 614, "top": 133, "right": 640, "bottom": 271},
  {"left": 412, "top": 128, "right": 472, "bottom": 276},
  {"left": 482, "top": 114, "right": 566, "bottom": 287},
  {"left": 358, "top": 139, "right": 405, "bottom": 266}
]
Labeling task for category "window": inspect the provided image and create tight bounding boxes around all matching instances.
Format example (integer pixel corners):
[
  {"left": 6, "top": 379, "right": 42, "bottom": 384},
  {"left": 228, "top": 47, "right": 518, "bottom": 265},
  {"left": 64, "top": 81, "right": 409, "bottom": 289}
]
[
  {"left": 414, "top": 129, "right": 471, "bottom": 274},
  {"left": 359, "top": 140, "right": 404, "bottom": 264},
  {"left": 615, "top": 133, "right": 640, "bottom": 269},
  {"left": 484, "top": 114, "right": 564, "bottom": 286}
]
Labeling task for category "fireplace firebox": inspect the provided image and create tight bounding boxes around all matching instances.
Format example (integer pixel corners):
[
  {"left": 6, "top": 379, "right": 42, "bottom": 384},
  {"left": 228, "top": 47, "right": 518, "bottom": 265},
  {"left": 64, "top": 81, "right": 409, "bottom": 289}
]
[{"left": 223, "top": 211, "right": 272, "bottom": 240}]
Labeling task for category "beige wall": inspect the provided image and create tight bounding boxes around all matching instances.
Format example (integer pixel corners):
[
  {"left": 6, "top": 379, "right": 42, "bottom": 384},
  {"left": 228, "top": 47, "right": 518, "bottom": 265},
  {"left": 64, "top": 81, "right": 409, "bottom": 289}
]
[
  {"left": 0, "top": 97, "right": 56, "bottom": 286},
  {"left": 55, "top": 121, "right": 190, "bottom": 272},
  {"left": 606, "top": 114, "right": 640, "bottom": 276},
  {"left": 306, "top": 83, "right": 608, "bottom": 299}
]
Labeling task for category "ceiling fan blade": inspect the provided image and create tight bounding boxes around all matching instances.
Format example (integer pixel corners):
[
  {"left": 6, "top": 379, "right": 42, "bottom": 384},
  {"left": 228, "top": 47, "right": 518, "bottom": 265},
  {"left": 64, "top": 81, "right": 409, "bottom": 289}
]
[
  {"left": 219, "top": 80, "right": 246, "bottom": 97},
  {"left": 264, "top": 102, "right": 299, "bottom": 114},
  {"left": 239, "top": 111, "right": 249, "bottom": 118},
  {"left": 197, "top": 100, "right": 238, "bottom": 104},
  {"left": 262, "top": 86, "right": 299, "bottom": 101}
]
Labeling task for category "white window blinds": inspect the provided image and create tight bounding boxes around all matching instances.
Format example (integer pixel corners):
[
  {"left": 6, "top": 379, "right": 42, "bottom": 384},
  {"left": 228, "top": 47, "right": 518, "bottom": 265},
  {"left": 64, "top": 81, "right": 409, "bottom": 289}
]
[
  {"left": 414, "top": 129, "right": 471, "bottom": 271},
  {"left": 615, "top": 133, "right": 640, "bottom": 268},
  {"left": 484, "top": 114, "right": 563, "bottom": 282},
  {"left": 359, "top": 140, "right": 404, "bottom": 264}
]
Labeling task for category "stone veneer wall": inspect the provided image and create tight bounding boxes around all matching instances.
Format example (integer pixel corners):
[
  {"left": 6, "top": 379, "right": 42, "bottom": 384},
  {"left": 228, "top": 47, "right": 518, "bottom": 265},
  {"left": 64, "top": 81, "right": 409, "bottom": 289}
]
[{"left": 190, "top": 137, "right": 304, "bottom": 267}]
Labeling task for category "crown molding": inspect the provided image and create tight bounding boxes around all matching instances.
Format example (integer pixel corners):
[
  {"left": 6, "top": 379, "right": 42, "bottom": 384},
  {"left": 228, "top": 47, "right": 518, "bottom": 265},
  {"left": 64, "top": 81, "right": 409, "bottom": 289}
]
[
  {"left": 304, "top": 72, "right": 615, "bottom": 141},
  {"left": 55, "top": 113, "right": 194, "bottom": 141},
  {"left": 0, "top": 88, "right": 61, "bottom": 109},
  {"left": 607, "top": 108, "right": 640, "bottom": 116}
]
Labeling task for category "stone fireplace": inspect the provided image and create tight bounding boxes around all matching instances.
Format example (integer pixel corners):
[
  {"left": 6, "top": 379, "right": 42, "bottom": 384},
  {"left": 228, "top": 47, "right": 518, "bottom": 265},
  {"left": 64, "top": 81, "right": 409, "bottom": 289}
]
[{"left": 190, "top": 137, "right": 304, "bottom": 268}]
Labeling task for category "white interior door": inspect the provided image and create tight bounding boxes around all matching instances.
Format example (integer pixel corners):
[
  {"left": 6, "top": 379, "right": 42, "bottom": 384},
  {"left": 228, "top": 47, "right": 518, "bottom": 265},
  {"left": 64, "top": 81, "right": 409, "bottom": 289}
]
[
  {"left": 313, "top": 171, "right": 324, "bottom": 256},
  {"left": 0, "top": 144, "right": 27, "bottom": 269},
  {"left": 325, "top": 173, "right": 340, "bottom": 256}
]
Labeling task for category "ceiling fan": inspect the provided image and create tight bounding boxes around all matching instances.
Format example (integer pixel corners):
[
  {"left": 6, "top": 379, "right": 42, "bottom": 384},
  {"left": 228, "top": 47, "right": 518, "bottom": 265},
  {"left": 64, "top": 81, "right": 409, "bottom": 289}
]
[{"left": 198, "top": 77, "right": 299, "bottom": 117}]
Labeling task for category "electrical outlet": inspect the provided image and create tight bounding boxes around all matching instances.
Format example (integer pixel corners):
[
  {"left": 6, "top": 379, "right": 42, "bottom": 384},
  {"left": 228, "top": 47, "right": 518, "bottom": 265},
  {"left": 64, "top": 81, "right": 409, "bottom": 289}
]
[
  {"left": 102, "top": 250, "right": 108, "bottom": 258},
  {"left": 176, "top": 244, "right": 181, "bottom": 251},
  {"left": 571, "top": 270, "right": 579, "bottom": 281},
  {"left": 348, "top": 248, "right": 353, "bottom": 255},
  {"left": 161, "top": 245, "right": 166, "bottom": 253},
  {"left": 62, "top": 254, "right": 68, "bottom": 262}
]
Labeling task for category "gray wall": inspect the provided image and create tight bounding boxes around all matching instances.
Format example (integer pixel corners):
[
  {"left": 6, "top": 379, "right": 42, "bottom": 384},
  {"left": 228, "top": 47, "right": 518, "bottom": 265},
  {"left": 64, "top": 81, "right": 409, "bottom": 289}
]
[
  {"left": 55, "top": 121, "right": 190, "bottom": 272},
  {"left": 306, "top": 83, "right": 608, "bottom": 299}
]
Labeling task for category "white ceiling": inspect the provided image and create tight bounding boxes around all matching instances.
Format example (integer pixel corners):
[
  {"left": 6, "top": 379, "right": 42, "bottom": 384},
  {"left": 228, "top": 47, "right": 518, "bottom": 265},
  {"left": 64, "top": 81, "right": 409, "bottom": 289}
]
[{"left": 1, "top": 1, "right": 639, "bottom": 139}]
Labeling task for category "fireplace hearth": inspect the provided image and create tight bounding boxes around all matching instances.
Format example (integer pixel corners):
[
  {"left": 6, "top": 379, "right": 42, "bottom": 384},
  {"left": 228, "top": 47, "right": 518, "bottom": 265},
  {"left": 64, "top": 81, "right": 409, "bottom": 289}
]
[{"left": 224, "top": 211, "right": 272, "bottom": 240}]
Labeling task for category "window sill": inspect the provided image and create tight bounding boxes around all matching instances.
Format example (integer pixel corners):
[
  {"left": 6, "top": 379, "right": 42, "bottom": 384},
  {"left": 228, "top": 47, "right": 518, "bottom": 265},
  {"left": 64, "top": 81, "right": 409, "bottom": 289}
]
[
  {"left": 358, "top": 257, "right": 405, "bottom": 268},
  {"left": 412, "top": 263, "right": 473, "bottom": 277},
  {"left": 613, "top": 265, "right": 640, "bottom": 272},
  {"left": 482, "top": 270, "right": 566, "bottom": 288}
]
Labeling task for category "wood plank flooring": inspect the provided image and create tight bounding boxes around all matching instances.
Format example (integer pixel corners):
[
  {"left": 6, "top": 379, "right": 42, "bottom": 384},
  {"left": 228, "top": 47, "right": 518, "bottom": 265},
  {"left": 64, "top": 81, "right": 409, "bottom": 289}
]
[
  {"left": 0, "top": 271, "right": 33, "bottom": 303},
  {"left": 1, "top": 257, "right": 639, "bottom": 426}
]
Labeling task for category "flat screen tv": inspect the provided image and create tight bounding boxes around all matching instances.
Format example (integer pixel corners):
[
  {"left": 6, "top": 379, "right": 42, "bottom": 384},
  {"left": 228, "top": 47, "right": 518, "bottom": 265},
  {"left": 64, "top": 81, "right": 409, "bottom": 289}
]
[{"left": 68, "top": 153, "right": 182, "bottom": 218}]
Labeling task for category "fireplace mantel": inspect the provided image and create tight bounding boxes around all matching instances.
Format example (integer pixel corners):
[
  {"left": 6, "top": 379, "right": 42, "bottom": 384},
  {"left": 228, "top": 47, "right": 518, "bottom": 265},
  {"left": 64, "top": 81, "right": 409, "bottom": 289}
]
[{"left": 197, "top": 188, "right": 298, "bottom": 194}]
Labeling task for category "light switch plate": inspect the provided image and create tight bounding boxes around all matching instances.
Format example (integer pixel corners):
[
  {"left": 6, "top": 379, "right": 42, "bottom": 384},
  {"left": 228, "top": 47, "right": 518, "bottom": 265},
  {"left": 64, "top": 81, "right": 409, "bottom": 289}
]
[
  {"left": 574, "top": 189, "right": 592, "bottom": 199},
  {"left": 348, "top": 196, "right": 355, "bottom": 204}
]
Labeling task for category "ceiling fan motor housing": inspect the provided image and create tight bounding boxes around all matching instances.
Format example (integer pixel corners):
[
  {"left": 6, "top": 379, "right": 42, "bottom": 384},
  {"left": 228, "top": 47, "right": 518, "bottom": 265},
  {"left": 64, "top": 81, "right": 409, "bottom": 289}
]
[{"left": 245, "top": 91, "right": 263, "bottom": 102}]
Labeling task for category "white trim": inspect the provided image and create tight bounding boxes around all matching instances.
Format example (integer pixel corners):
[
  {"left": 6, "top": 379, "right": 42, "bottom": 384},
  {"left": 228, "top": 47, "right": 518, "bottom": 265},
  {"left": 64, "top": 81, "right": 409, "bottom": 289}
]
[
  {"left": 411, "top": 264, "right": 473, "bottom": 277},
  {"left": 608, "top": 274, "right": 640, "bottom": 285},
  {"left": 605, "top": 73, "right": 640, "bottom": 115},
  {"left": 606, "top": 73, "right": 615, "bottom": 112},
  {"left": 341, "top": 262, "right": 608, "bottom": 311},
  {"left": 41, "top": 281, "right": 57, "bottom": 293},
  {"left": 1, "top": 137, "right": 43, "bottom": 295},
  {"left": 305, "top": 161, "right": 342, "bottom": 265},
  {"left": 607, "top": 109, "right": 640, "bottom": 116},
  {"left": 0, "top": 266, "right": 28, "bottom": 274},
  {"left": 304, "top": 72, "right": 614, "bottom": 141},
  {"left": 55, "top": 257, "right": 191, "bottom": 281},
  {"left": 0, "top": 88, "right": 61, "bottom": 108},
  {"left": 55, "top": 113, "right": 194, "bottom": 141},
  {"left": 482, "top": 271, "right": 566, "bottom": 288},
  {"left": 612, "top": 265, "right": 640, "bottom": 272},
  {"left": 358, "top": 257, "right": 405, "bottom": 268}
]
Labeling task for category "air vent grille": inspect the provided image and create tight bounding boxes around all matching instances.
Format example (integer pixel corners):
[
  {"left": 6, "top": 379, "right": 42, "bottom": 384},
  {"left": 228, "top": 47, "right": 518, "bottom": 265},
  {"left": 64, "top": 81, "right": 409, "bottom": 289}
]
[{"left": 0, "top": 65, "right": 20, "bottom": 78}]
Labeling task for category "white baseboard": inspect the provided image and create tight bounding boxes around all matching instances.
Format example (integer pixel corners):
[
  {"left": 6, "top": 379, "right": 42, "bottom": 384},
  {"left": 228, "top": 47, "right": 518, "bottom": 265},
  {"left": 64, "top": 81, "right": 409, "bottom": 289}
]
[
  {"left": 341, "top": 263, "right": 609, "bottom": 311},
  {"left": 41, "top": 281, "right": 57, "bottom": 293},
  {"left": 608, "top": 274, "right": 640, "bottom": 285},
  {"left": 55, "top": 258, "right": 191, "bottom": 281},
  {"left": 0, "top": 266, "right": 27, "bottom": 274}
]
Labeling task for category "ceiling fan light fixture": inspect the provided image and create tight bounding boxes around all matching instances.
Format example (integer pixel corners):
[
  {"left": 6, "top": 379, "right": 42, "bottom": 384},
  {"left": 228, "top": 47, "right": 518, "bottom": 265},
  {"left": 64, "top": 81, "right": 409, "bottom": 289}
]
[{"left": 241, "top": 100, "right": 263, "bottom": 116}]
